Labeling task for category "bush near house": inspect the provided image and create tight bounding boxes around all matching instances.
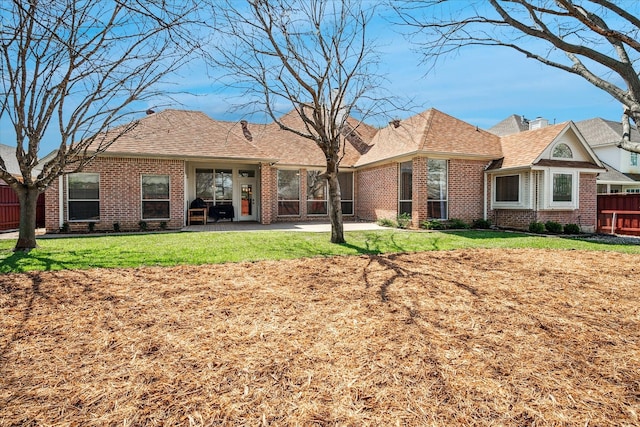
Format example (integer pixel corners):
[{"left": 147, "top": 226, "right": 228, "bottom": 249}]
[
  {"left": 545, "top": 221, "right": 563, "bottom": 234},
  {"left": 529, "top": 221, "right": 545, "bottom": 234},
  {"left": 564, "top": 223, "right": 581, "bottom": 234}
]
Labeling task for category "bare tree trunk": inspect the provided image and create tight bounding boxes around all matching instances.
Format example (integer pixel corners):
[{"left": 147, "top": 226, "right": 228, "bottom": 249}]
[
  {"left": 326, "top": 162, "right": 345, "bottom": 244},
  {"left": 14, "top": 185, "right": 40, "bottom": 252}
]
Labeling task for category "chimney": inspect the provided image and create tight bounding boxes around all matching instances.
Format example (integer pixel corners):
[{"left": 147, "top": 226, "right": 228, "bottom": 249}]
[
  {"left": 240, "top": 120, "right": 253, "bottom": 141},
  {"left": 529, "top": 117, "right": 548, "bottom": 130}
]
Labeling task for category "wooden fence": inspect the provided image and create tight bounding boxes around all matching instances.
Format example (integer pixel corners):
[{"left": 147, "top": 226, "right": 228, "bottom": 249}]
[
  {"left": 0, "top": 184, "right": 45, "bottom": 231},
  {"left": 597, "top": 193, "right": 640, "bottom": 236}
]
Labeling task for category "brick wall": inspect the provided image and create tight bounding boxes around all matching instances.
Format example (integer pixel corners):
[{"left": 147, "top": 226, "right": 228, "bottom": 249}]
[
  {"left": 448, "top": 159, "right": 487, "bottom": 223},
  {"left": 260, "top": 163, "right": 276, "bottom": 224},
  {"left": 45, "top": 157, "right": 185, "bottom": 232},
  {"left": 356, "top": 163, "right": 398, "bottom": 221}
]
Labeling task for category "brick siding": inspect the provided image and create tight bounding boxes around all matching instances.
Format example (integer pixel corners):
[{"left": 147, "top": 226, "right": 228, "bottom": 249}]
[
  {"left": 45, "top": 157, "right": 185, "bottom": 233},
  {"left": 356, "top": 163, "right": 398, "bottom": 221}
]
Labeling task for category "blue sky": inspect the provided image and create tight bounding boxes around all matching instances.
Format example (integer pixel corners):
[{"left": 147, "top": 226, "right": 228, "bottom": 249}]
[{"left": 1, "top": 4, "right": 625, "bottom": 156}]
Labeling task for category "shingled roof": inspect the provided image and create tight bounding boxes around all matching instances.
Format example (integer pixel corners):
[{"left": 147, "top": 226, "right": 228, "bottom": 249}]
[
  {"left": 94, "top": 109, "right": 275, "bottom": 162},
  {"left": 488, "top": 114, "right": 530, "bottom": 136},
  {"left": 574, "top": 117, "right": 640, "bottom": 147},
  {"left": 356, "top": 108, "right": 502, "bottom": 167}
]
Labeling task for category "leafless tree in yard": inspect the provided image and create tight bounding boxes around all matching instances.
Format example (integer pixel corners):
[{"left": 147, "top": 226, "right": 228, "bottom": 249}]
[
  {"left": 393, "top": 0, "right": 640, "bottom": 152},
  {"left": 0, "top": 0, "right": 202, "bottom": 251},
  {"left": 208, "top": 0, "right": 387, "bottom": 244}
]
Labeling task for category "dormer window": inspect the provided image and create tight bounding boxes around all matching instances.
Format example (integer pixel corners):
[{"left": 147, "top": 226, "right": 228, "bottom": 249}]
[{"left": 552, "top": 143, "right": 573, "bottom": 159}]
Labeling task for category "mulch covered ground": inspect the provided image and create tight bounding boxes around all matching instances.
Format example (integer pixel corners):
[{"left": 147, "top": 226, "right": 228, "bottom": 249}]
[{"left": 1, "top": 248, "right": 638, "bottom": 426}]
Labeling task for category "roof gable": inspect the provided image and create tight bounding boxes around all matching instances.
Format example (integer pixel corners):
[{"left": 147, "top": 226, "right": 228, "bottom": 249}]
[
  {"left": 356, "top": 109, "right": 502, "bottom": 166},
  {"left": 492, "top": 122, "right": 603, "bottom": 171}
]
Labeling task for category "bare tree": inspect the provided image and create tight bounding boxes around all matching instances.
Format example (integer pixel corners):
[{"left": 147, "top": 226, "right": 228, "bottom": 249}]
[
  {"left": 393, "top": 0, "right": 640, "bottom": 152},
  {"left": 0, "top": 0, "right": 202, "bottom": 251},
  {"left": 208, "top": 0, "right": 385, "bottom": 244}
]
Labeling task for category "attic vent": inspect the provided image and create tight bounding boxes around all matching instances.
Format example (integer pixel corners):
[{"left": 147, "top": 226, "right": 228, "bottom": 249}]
[
  {"left": 529, "top": 117, "right": 548, "bottom": 130},
  {"left": 240, "top": 120, "right": 253, "bottom": 141}
]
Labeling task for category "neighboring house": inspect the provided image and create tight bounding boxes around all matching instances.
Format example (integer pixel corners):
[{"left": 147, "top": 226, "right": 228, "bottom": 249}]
[
  {"left": 573, "top": 118, "right": 640, "bottom": 194},
  {"left": 44, "top": 108, "right": 604, "bottom": 233},
  {"left": 0, "top": 143, "right": 47, "bottom": 230}
]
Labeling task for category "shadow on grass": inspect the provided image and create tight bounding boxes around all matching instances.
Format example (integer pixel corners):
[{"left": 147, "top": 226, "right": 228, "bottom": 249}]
[{"left": 443, "top": 230, "right": 532, "bottom": 239}]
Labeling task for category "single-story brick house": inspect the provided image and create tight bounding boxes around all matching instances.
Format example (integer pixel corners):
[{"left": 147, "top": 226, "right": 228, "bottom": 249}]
[{"left": 44, "top": 108, "right": 604, "bottom": 233}]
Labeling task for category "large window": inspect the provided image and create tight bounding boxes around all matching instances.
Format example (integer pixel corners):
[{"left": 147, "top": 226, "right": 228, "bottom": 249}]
[
  {"left": 338, "top": 172, "right": 354, "bottom": 215},
  {"left": 427, "top": 159, "right": 447, "bottom": 219},
  {"left": 631, "top": 152, "right": 638, "bottom": 167},
  {"left": 399, "top": 161, "right": 412, "bottom": 215},
  {"left": 68, "top": 173, "right": 100, "bottom": 221},
  {"left": 552, "top": 173, "right": 573, "bottom": 202},
  {"left": 196, "top": 168, "right": 214, "bottom": 200},
  {"left": 215, "top": 169, "right": 233, "bottom": 205},
  {"left": 307, "top": 171, "right": 327, "bottom": 215},
  {"left": 142, "top": 175, "right": 170, "bottom": 219},
  {"left": 278, "top": 170, "right": 300, "bottom": 216},
  {"left": 495, "top": 175, "right": 520, "bottom": 202}
]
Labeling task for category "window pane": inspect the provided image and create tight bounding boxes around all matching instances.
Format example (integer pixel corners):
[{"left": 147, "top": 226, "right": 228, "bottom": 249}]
[
  {"left": 427, "top": 201, "right": 447, "bottom": 220},
  {"left": 277, "top": 170, "right": 300, "bottom": 200},
  {"left": 399, "top": 201, "right": 412, "bottom": 215},
  {"left": 338, "top": 172, "right": 353, "bottom": 200},
  {"left": 69, "top": 201, "right": 99, "bottom": 221},
  {"left": 307, "top": 201, "right": 327, "bottom": 215},
  {"left": 307, "top": 171, "right": 326, "bottom": 201},
  {"left": 427, "top": 159, "right": 447, "bottom": 201},
  {"left": 196, "top": 169, "right": 214, "bottom": 200},
  {"left": 68, "top": 173, "right": 99, "bottom": 200},
  {"left": 341, "top": 201, "right": 353, "bottom": 215},
  {"left": 399, "top": 161, "right": 412, "bottom": 201},
  {"left": 278, "top": 201, "right": 299, "bottom": 216},
  {"left": 495, "top": 175, "right": 519, "bottom": 202},
  {"left": 553, "top": 173, "right": 572, "bottom": 202},
  {"left": 142, "top": 201, "right": 170, "bottom": 219},
  {"left": 142, "top": 175, "right": 169, "bottom": 200},
  {"left": 215, "top": 169, "right": 233, "bottom": 202},
  {"left": 239, "top": 169, "right": 255, "bottom": 178},
  {"left": 552, "top": 143, "right": 573, "bottom": 159},
  {"left": 631, "top": 152, "right": 638, "bottom": 166}
]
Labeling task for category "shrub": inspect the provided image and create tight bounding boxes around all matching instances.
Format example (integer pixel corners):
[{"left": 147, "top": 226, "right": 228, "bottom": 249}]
[
  {"left": 138, "top": 220, "right": 148, "bottom": 231},
  {"left": 448, "top": 218, "right": 470, "bottom": 229},
  {"left": 472, "top": 218, "right": 491, "bottom": 229},
  {"left": 396, "top": 213, "right": 411, "bottom": 229},
  {"left": 421, "top": 220, "right": 446, "bottom": 230},
  {"left": 160, "top": 221, "right": 168, "bottom": 230},
  {"left": 564, "top": 223, "right": 581, "bottom": 234},
  {"left": 60, "top": 222, "right": 70, "bottom": 233},
  {"left": 528, "top": 221, "right": 545, "bottom": 234},
  {"left": 544, "top": 221, "right": 563, "bottom": 234},
  {"left": 377, "top": 218, "right": 396, "bottom": 227},
  {"left": 87, "top": 222, "right": 96, "bottom": 233},
  {"left": 113, "top": 222, "right": 121, "bottom": 232}
]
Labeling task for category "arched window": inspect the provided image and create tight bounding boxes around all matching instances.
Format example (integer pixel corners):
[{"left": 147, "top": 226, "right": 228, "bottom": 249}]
[{"left": 552, "top": 143, "right": 573, "bottom": 159}]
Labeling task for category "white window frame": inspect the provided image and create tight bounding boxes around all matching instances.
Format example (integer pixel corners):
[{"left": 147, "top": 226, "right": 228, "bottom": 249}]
[
  {"left": 338, "top": 172, "right": 354, "bottom": 216},
  {"left": 492, "top": 173, "right": 526, "bottom": 209},
  {"left": 277, "top": 169, "right": 301, "bottom": 217},
  {"left": 67, "top": 172, "right": 100, "bottom": 222},
  {"left": 545, "top": 169, "right": 578, "bottom": 210},
  {"left": 551, "top": 142, "right": 573, "bottom": 159},
  {"left": 141, "top": 174, "right": 171, "bottom": 220},
  {"left": 306, "top": 170, "right": 327, "bottom": 216}
]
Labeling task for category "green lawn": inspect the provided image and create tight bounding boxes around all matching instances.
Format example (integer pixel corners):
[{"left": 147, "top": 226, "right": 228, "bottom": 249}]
[{"left": 1, "top": 229, "right": 638, "bottom": 273}]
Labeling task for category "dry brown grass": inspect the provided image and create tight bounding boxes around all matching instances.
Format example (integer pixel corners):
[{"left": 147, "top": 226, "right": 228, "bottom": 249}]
[{"left": 1, "top": 248, "right": 639, "bottom": 426}]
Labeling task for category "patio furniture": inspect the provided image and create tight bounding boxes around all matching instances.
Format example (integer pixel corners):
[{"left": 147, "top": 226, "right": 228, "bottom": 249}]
[{"left": 187, "top": 208, "right": 207, "bottom": 225}]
